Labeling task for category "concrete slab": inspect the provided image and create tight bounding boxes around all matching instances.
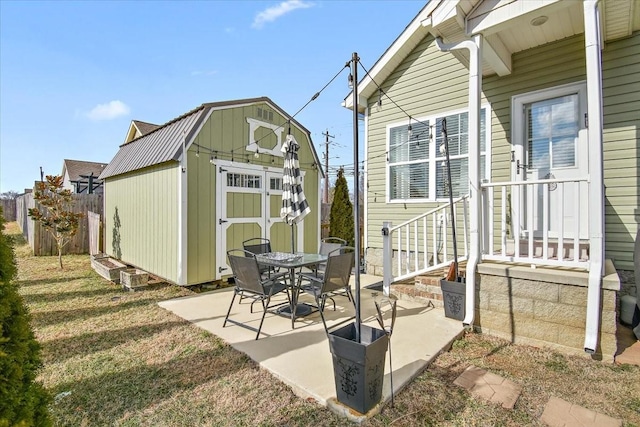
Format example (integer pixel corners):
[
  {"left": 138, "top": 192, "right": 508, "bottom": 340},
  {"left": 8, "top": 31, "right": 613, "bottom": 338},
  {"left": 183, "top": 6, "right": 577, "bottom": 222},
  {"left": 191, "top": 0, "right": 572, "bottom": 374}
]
[
  {"left": 159, "top": 274, "right": 464, "bottom": 413},
  {"left": 540, "top": 397, "right": 622, "bottom": 427},
  {"left": 454, "top": 365, "right": 522, "bottom": 409}
]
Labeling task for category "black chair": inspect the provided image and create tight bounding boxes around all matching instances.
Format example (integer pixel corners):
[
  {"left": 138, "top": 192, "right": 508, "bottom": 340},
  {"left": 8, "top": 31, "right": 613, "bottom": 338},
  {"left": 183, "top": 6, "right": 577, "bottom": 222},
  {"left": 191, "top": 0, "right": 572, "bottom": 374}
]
[
  {"left": 297, "top": 247, "right": 356, "bottom": 332},
  {"left": 311, "top": 236, "right": 347, "bottom": 276},
  {"left": 224, "top": 249, "right": 291, "bottom": 340},
  {"left": 243, "top": 237, "right": 280, "bottom": 279}
]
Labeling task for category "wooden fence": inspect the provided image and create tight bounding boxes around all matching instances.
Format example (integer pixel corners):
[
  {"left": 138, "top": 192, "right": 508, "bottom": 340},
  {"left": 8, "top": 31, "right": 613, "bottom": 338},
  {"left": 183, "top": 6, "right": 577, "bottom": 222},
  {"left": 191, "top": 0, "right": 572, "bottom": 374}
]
[
  {"left": 15, "top": 192, "right": 103, "bottom": 256},
  {"left": 0, "top": 199, "right": 17, "bottom": 221}
]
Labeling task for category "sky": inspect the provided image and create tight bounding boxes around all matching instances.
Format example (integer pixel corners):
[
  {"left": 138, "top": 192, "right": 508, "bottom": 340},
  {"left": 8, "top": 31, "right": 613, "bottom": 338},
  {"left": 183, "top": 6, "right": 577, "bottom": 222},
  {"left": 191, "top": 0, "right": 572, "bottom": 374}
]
[{"left": 0, "top": 0, "right": 426, "bottom": 194}]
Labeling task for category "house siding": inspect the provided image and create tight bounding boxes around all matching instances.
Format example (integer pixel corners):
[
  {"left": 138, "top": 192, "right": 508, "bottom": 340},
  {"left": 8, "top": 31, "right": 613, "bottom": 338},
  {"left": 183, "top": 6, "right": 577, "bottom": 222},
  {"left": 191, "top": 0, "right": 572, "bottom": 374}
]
[
  {"left": 185, "top": 101, "right": 320, "bottom": 284},
  {"left": 103, "top": 162, "right": 179, "bottom": 283},
  {"left": 365, "top": 33, "right": 475, "bottom": 253},
  {"left": 601, "top": 31, "right": 640, "bottom": 270}
]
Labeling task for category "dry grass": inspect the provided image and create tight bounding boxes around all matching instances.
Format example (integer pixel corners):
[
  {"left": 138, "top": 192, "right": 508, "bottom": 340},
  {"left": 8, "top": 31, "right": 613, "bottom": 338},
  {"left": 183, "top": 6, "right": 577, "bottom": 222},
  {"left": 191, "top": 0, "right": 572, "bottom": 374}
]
[{"left": 6, "top": 221, "right": 640, "bottom": 426}]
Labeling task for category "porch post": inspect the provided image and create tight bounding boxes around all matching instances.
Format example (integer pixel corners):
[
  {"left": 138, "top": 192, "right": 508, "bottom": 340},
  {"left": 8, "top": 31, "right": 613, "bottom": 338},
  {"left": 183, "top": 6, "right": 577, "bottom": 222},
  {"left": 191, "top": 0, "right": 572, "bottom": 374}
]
[{"left": 583, "top": 0, "right": 605, "bottom": 354}]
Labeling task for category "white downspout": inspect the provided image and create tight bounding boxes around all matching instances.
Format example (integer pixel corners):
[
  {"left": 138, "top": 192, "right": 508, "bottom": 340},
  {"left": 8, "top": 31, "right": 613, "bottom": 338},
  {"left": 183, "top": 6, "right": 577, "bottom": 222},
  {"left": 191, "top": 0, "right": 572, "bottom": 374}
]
[
  {"left": 435, "top": 35, "right": 482, "bottom": 328},
  {"left": 583, "top": 0, "right": 604, "bottom": 354}
]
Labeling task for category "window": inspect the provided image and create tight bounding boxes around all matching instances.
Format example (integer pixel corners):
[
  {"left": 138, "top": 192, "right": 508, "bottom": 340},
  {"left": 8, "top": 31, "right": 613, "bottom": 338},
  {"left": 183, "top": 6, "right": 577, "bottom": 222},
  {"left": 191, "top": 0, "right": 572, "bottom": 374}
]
[
  {"left": 387, "top": 108, "right": 488, "bottom": 202},
  {"left": 270, "top": 177, "right": 282, "bottom": 190},
  {"left": 227, "top": 173, "right": 262, "bottom": 189}
]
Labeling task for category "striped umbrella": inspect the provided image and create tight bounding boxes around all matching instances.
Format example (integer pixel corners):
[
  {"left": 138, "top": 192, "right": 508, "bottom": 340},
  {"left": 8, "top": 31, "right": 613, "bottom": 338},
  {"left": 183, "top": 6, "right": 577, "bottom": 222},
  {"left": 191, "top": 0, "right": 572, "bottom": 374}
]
[{"left": 281, "top": 134, "right": 311, "bottom": 252}]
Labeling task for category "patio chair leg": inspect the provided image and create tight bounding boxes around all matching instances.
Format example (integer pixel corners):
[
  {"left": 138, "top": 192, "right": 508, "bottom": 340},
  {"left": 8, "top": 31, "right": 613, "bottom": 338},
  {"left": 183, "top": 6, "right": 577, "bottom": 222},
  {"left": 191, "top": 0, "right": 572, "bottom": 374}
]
[
  {"left": 316, "top": 294, "right": 329, "bottom": 334},
  {"left": 255, "top": 298, "right": 269, "bottom": 340},
  {"left": 223, "top": 290, "right": 239, "bottom": 328}
]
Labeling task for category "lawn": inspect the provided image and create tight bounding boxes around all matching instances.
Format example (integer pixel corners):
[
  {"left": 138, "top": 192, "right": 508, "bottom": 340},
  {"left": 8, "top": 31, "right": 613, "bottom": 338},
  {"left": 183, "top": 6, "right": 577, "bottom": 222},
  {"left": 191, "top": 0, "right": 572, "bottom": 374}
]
[{"left": 7, "top": 222, "right": 640, "bottom": 426}]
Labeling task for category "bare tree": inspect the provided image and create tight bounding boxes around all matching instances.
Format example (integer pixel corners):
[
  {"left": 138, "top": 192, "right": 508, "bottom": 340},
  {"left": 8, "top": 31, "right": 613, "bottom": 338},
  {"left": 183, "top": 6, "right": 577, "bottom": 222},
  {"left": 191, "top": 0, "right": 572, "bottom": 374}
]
[{"left": 28, "top": 176, "right": 83, "bottom": 269}]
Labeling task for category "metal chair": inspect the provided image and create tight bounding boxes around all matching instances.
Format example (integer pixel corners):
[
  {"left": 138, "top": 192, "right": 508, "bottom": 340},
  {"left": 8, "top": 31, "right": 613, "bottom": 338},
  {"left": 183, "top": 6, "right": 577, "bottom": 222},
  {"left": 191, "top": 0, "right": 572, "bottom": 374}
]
[
  {"left": 297, "top": 247, "right": 355, "bottom": 332},
  {"left": 224, "top": 249, "right": 291, "bottom": 340},
  {"left": 312, "top": 237, "right": 347, "bottom": 276},
  {"left": 243, "top": 237, "right": 280, "bottom": 279}
]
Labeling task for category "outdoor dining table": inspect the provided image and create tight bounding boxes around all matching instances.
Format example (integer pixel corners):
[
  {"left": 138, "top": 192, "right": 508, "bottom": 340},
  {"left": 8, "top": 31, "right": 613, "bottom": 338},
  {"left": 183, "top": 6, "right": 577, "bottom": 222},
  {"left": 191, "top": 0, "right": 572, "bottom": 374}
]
[{"left": 255, "top": 252, "right": 327, "bottom": 329}]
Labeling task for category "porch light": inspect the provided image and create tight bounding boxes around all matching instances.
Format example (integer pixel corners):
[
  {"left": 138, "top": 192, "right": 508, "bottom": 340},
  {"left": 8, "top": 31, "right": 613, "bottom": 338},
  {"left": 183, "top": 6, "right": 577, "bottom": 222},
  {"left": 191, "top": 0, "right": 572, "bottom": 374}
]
[{"left": 530, "top": 15, "right": 548, "bottom": 26}]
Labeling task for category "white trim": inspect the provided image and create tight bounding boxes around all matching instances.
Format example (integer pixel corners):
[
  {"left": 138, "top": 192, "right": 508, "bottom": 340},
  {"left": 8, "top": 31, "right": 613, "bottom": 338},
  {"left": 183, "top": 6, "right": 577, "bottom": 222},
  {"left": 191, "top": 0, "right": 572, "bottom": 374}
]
[
  {"left": 364, "top": 106, "right": 370, "bottom": 253},
  {"left": 385, "top": 105, "right": 491, "bottom": 204},
  {"left": 178, "top": 138, "right": 188, "bottom": 285}
]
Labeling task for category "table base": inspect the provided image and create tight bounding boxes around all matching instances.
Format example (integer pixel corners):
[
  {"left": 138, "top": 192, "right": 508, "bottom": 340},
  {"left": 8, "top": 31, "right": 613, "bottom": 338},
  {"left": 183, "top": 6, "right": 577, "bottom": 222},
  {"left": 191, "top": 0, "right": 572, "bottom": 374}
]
[{"left": 277, "top": 303, "right": 315, "bottom": 318}]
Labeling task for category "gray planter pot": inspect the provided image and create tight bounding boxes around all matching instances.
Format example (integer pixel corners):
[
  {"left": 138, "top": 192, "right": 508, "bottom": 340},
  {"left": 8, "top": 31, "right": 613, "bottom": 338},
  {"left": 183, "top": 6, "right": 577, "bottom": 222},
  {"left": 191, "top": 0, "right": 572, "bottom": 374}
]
[
  {"left": 440, "top": 279, "right": 466, "bottom": 320},
  {"left": 328, "top": 323, "right": 388, "bottom": 414}
]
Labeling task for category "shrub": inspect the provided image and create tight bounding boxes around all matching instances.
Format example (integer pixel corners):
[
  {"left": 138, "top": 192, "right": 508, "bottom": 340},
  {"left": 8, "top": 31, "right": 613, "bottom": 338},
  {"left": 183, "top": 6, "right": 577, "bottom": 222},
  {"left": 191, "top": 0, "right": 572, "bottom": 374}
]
[
  {"left": 0, "top": 208, "right": 51, "bottom": 426},
  {"left": 329, "top": 168, "right": 355, "bottom": 247}
]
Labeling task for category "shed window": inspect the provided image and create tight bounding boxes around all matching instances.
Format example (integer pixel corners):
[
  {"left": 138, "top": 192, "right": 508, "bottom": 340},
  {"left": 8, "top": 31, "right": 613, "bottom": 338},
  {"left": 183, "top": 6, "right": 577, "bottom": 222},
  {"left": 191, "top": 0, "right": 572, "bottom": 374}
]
[{"left": 227, "top": 173, "right": 262, "bottom": 189}]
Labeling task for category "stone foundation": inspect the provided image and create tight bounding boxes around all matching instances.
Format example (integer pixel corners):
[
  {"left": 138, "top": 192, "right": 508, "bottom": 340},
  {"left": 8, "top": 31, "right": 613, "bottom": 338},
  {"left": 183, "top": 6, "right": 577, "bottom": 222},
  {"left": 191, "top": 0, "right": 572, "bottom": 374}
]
[{"left": 475, "top": 261, "right": 620, "bottom": 362}]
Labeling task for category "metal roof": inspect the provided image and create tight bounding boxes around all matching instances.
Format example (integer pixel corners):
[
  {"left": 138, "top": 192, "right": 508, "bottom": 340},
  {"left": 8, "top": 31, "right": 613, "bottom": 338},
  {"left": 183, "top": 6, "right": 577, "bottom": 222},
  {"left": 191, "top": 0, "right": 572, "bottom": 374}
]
[
  {"left": 100, "top": 96, "right": 322, "bottom": 180},
  {"left": 100, "top": 105, "right": 210, "bottom": 180}
]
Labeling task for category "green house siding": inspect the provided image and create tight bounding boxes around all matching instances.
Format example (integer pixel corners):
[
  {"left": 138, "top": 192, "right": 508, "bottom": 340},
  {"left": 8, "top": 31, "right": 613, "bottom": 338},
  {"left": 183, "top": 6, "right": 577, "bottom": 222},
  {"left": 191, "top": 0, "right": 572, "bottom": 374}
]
[
  {"left": 368, "top": 31, "right": 639, "bottom": 270},
  {"left": 601, "top": 32, "right": 640, "bottom": 270},
  {"left": 366, "top": 34, "right": 478, "bottom": 250},
  {"left": 186, "top": 101, "right": 320, "bottom": 284},
  {"left": 104, "top": 162, "right": 179, "bottom": 283}
]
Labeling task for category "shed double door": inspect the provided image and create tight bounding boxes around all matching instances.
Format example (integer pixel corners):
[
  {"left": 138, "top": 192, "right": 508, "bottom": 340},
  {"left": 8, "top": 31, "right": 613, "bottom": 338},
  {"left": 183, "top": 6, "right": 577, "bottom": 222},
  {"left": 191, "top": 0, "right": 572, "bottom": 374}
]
[{"left": 216, "top": 164, "right": 290, "bottom": 279}]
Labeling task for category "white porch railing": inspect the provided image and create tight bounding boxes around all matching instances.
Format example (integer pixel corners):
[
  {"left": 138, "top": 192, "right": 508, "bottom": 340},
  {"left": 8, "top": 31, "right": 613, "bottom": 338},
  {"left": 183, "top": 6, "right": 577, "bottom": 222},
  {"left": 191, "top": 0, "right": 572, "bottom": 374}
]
[
  {"left": 481, "top": 177, "right": 590, "bottom": 269},
  {"left": 382, "top": 196, "right": 469, "bottom": 294}
]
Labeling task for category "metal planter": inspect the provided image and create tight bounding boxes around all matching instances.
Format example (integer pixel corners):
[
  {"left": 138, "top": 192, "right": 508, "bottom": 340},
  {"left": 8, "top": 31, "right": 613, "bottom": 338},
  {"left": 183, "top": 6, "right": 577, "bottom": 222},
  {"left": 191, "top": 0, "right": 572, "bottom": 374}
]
[
  {"left": 328, "top": 323, "right": 388, "bottom": 414},
  {"left": 440, "top": 279, "right": 466, "bottom": 320}
]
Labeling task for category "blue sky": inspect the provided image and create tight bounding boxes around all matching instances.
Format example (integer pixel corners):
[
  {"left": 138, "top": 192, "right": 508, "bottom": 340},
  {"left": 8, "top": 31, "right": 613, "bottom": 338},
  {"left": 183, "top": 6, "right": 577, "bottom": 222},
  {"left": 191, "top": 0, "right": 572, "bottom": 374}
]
[{"left": 0, "top": 0, "right": 425, "bottom": 193}]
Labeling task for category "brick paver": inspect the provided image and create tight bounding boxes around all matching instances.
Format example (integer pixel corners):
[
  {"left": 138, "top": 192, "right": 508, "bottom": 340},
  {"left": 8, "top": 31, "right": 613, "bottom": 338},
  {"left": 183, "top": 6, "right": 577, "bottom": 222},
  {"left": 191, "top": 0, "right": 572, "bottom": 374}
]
[
  {"left": 540, "top": 397, "right": 622, "bottom": 427},
  {"left": 453, "top": 365, "right": 522, "bottom": 409}
]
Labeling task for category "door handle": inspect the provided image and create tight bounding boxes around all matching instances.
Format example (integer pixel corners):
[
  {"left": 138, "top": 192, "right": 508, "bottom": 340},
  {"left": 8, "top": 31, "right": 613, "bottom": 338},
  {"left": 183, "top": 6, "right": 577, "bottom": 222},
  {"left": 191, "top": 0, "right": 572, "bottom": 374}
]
[{"left": 516, "top": 159, "right": 530, "bottom": 175}]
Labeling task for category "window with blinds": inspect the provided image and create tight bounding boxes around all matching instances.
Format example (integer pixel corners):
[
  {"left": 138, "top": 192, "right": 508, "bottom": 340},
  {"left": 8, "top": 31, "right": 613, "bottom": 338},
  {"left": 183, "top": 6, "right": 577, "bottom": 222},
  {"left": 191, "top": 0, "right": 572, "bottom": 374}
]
[{"left": 387, "top": 108, "right": 488, "bottom": 202}]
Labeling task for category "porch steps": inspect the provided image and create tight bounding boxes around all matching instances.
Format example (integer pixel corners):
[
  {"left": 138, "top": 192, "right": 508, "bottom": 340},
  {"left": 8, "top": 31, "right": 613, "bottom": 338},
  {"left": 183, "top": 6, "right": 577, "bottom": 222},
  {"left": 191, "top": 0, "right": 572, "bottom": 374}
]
[{"left": 391, "top": 264, "right": 467, "bottom": 308}]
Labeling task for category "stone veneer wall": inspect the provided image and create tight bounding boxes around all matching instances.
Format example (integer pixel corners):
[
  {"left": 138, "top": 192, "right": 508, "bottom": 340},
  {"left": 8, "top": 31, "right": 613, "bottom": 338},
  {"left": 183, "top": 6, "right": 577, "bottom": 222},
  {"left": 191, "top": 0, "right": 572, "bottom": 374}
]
[{"left": 474, "top": 261, "right": 620, "bottom": 362}]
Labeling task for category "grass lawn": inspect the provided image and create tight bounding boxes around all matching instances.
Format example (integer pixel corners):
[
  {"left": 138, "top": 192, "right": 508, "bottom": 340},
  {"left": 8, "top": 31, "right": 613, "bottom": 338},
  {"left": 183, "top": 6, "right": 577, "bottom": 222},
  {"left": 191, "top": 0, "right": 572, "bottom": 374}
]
[{"left": 7, "top": 221, "right": 640, "bottom": 426}]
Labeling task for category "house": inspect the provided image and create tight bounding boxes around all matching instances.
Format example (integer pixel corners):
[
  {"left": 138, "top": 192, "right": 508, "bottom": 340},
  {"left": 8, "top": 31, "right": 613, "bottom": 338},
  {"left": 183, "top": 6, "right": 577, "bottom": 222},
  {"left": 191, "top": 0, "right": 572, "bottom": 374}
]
[
  {"left": 99, "top": 97, "right": 322, "bottom": 286},
  {"left": 61, "top": 159, "right": 107, "bottom": 194},
  {"left": 345, "top": 0, "right": 639, "bottom": 360}
]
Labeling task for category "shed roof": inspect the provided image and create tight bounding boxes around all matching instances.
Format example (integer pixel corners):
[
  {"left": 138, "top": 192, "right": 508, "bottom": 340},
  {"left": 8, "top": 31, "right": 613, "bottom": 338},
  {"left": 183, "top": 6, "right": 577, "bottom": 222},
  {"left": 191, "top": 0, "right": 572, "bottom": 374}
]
[
  {"left": 132, "top": 120, "right": 160, "bottom": 136},
  {"left": 101, "top": 97, "right": 321, "bottom": 180},
  {"left": 62, "top": 159, "right": 107, "bottom": 181}
]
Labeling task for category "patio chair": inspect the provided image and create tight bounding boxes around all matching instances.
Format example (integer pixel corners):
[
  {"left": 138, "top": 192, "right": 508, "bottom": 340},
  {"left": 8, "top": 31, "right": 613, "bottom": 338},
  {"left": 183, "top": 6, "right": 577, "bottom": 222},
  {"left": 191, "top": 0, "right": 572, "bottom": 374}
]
[
  {"left": 224, "top": 249, "right": 292, "bottom": 340},
  {"left": 311, "top": 236, "right": 347, "bottom": 276},
  {"left": 297, "top": 247, "right": 355, "bottom": 332},
  {"left": 243, "top": 237, "right": 281, "bottom": 279}
]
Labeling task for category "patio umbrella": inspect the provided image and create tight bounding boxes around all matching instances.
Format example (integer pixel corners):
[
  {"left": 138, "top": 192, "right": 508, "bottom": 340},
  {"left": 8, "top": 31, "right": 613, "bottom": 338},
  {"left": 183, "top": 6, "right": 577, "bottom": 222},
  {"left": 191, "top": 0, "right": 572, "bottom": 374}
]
[{"left": 280, "top": 134, "right": 311, "bottom": 253}]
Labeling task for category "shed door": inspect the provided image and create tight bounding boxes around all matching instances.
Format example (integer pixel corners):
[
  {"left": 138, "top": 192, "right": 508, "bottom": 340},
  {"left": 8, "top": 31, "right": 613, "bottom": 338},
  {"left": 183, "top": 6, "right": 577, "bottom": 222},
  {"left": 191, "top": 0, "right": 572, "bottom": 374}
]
[
  {"left": 216, "top": 165, "right": 291, "bottom": 279},
  {"left": 512, "top": 82, "right": 589, "bottom": 240}
]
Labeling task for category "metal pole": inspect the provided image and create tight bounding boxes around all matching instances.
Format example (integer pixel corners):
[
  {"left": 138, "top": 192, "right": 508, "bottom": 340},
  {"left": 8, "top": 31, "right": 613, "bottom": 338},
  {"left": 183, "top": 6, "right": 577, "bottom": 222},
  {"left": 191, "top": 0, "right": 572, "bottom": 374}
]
[
  {"left": 322, "top": 129, "right": 334, "bottom": 204},
  {"left": 352, "top": 52, "right": 361, "bottom": 343},
  {"left": 442, "top": 118, "right": 459, "bottom": 278}
]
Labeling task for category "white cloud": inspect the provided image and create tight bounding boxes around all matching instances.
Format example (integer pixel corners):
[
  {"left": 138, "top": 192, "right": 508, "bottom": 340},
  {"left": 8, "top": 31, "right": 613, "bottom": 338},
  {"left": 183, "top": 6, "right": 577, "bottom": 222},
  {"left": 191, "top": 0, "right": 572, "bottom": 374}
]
[
  {"left": 252, "top": 0, "right": 314, "bottom": 29},
  {"left": 86, "top": 100, "right": 130, "bottom": 121}
]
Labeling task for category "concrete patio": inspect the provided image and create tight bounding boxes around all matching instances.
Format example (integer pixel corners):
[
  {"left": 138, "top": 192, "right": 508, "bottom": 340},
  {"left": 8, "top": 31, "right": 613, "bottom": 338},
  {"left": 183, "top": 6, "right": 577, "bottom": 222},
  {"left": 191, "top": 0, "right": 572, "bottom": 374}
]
[{"left": 159, "top": 274, "right": 465, "bottom": 417}]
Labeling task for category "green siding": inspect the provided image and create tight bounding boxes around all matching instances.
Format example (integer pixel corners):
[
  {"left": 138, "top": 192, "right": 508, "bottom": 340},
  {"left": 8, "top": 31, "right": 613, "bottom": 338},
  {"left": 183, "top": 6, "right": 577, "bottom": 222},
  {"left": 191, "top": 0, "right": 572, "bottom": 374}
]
[
  {"left": 366, "top": 34, "right": 474, "bottom": 250},
  {"left": 186, "top": 101, "right": 320, "bottom": 285},
  {"left": 104, "top": 162, "right": 179, "bottom": 283},
  {"left": 601, "top": 32, "right": 640, "bottom": 270},
  {"left": 368, "top": 31, "right": 640, "bottom": 270}
]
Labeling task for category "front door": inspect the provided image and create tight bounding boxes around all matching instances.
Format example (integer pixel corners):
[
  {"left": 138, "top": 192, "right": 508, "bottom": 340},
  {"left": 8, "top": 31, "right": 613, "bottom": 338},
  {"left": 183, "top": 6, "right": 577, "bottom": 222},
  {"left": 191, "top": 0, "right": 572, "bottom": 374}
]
[
  {"left": 216, "top": 163, "right": 294, "bottom": 279},
  {"left": 512, "top": 82, "right": 589, "bottom": 239}
]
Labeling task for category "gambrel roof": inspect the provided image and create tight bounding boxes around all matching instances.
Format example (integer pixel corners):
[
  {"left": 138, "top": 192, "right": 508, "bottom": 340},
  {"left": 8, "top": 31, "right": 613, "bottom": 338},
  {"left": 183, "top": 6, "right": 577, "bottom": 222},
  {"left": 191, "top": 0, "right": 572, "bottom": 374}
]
[{"left": 101, "top": 97, "right": 321, "bottom": 180}]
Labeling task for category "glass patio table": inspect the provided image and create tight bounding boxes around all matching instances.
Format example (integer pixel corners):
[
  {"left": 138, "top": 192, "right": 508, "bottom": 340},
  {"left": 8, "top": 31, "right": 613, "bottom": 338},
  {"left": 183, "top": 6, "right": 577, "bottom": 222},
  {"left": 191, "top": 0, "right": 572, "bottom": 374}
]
[{"left": 255, "top": 252, "right": 327, "bottom": 329}]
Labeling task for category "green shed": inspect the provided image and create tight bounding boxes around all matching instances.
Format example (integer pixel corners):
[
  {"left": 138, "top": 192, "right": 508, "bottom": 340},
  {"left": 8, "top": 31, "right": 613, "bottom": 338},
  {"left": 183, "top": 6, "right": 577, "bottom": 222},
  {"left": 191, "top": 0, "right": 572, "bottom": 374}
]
[{"left": 100, "top": 97, "right": 322, "bottom": 285}]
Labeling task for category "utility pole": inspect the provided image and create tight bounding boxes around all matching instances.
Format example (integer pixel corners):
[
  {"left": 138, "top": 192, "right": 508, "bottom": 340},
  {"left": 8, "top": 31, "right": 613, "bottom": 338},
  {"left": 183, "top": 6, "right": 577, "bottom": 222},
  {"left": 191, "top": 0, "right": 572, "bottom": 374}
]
[{"left": 321, "top": 129, "right": 334, "bottom": 204}]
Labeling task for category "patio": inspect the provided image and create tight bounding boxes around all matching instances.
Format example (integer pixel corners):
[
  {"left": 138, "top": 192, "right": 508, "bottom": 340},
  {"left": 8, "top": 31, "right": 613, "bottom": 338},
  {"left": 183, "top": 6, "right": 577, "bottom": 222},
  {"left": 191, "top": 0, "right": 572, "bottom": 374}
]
[{"left": 158, "top": 274, "right": 465, "bottom": 417}]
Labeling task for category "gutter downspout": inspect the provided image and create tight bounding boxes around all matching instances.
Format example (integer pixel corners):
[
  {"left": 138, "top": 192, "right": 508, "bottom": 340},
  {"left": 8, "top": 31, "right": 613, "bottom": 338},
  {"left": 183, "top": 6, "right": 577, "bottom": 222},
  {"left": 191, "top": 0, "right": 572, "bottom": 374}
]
[
  {"left": 435, "top": 35, "right": 482, "bottom": 328},
  {"left": 583, "top": 0, "right": 605, "bottom": 354}
]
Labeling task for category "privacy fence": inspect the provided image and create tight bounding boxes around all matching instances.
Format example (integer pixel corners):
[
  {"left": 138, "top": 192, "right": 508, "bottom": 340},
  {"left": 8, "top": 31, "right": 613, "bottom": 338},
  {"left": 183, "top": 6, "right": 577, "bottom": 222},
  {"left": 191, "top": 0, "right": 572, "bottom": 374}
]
[
  {"left": 0, "top": 199, "right": 17, "bottom": 221},
  {"left": 16, "top": 192, "right": 103, "bottom": 256}
]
